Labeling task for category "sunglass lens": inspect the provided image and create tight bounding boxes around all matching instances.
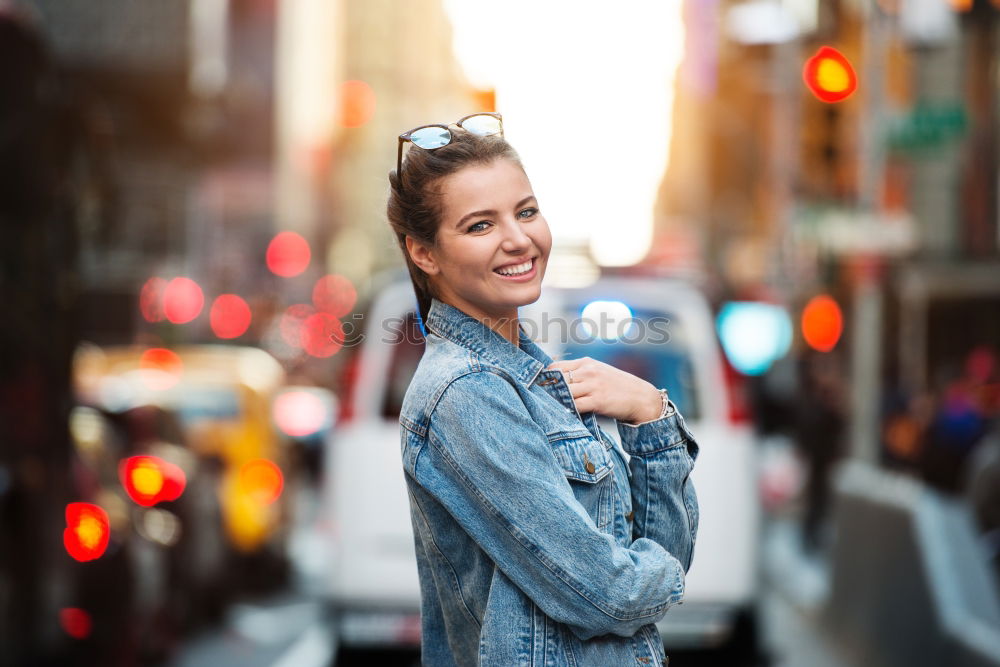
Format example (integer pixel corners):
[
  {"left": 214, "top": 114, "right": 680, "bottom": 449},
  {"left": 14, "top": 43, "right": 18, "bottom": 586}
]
[
  {"left": 409, "top": 126, "right": 452, "bottom": 150},
  {"left": 460, "top": 114, "right": 502, "bottom": 137}
]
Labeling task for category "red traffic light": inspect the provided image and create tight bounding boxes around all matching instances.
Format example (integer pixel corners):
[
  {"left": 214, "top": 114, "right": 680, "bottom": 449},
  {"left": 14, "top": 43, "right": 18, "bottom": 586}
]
[{"left": 803, "top": 46, "right": 857, "bottom": 103}]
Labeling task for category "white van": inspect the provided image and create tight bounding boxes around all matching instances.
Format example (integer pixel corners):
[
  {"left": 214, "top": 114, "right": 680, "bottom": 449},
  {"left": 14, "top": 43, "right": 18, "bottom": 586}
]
[{"left": 321, "top": 274, "right": 762, "bottom": 659}]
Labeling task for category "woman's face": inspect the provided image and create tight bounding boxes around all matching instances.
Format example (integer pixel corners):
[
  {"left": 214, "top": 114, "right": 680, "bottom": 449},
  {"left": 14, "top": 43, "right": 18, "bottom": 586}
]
[{"left": 410, "top": 158, "right": 551, "bottom": 324}]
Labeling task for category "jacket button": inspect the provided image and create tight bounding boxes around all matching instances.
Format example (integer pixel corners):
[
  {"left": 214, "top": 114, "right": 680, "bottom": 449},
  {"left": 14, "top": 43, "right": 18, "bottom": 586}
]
[
  {"left": 626, "top": 510, "right": 634, "bottom": 522},
  {"left": 583, "top": 455, "right": 595, "bottom": 474}
]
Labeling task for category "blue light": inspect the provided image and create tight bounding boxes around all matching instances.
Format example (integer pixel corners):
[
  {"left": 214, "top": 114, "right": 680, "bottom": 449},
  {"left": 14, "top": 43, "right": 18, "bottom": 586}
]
[
  {"left": 580, "top": 300, "right": 636, "bottom": 341},
  {"left": 716, "top": 302, "right": 792, "bottom": 376}
]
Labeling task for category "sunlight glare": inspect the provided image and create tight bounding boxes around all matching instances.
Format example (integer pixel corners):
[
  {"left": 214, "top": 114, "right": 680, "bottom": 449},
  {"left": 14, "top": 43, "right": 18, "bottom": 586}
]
[{"left": 444, "top": 0, "right": 685, "bottom": 266}]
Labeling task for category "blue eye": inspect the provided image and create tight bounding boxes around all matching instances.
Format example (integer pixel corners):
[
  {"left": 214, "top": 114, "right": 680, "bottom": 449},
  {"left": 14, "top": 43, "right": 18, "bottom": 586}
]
[
  {"left": 467, "top": 221, "right": 491, "bottom": 233},
  {"left": 518, "top": 207, "right": 538, "bottom": 219}
]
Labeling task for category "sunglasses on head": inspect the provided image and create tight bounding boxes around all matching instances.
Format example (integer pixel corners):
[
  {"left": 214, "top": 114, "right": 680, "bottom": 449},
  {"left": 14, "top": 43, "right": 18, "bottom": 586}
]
[{"left": 396, "top": 112, "right": 503, "bottom": 175}]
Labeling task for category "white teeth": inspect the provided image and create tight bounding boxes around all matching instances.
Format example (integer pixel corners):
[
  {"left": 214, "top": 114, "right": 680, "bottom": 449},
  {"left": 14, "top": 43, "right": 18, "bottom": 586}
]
[{"left": 495, "top": 259, "right": 533, "bottom": 276}]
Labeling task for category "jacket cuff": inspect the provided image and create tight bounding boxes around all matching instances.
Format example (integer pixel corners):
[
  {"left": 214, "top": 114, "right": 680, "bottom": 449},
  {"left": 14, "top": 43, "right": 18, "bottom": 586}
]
[{"left": 616, "top": 403, "right": 698, "bottom": 459}]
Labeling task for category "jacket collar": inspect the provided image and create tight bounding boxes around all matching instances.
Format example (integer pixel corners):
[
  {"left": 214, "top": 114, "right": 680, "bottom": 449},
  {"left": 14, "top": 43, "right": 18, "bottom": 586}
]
[{"left": 424, "top": 298, "right": 550, "bottom": 388}]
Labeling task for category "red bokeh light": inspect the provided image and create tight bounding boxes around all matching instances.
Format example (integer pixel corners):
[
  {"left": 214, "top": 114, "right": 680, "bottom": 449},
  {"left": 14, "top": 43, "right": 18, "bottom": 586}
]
[
  {"left": 139, "top": 277, "right": 167, "bottom": 323},
  {"left": 340, "top": 80, "right": 376, "bottom": 128},
  {"left": 273, "top": 390, "right": 328, "bottom": 437},
  {"left": 280, "top": 304, "right": 315, "bottom": 348},
  {"left": 266, "top": 232, "right": 311, "bottom": 277},
  {"left": 303, "top": 312, "right": 343, "bottom": 358},
  {"left": 64, "top": 503, "right": 110, "bottom": 562},
  {"left": 803, "top": 46, "right": 857, "bottom": 104},
  {"left": 163, "top": 277, "right": 204, "bottom": 324},
  {"left": 118, "top": 455, "right": 187, "bottom": 507},
  {"left": 801, "top": 295, "right": 843, "bottom": 352},
  {"left": 139, "top": 348, "right": 183, "bottom": 391},
  {"left": 312, "top": 274, "right": 357, "bottom": 317},
  {"left": 59, "top": 607, "right": 93, "bottom": 640},
  {"left": 210, "top": 294, "right": 252, "bottom": 339},
  {"left": 239, "top": 459, "right": 284, "bottom": 505}
]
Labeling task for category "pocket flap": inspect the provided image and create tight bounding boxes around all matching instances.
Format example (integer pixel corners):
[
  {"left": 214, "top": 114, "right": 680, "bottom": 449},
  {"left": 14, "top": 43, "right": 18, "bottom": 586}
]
[{"left": 547, "top": 433, "right": 613, "bottom": 483}]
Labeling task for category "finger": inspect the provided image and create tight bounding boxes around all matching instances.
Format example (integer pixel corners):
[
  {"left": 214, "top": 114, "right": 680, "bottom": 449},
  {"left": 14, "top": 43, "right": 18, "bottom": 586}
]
[
  {"left": 566, "top": 380, "right": 594, "bottom": 400},
  {"left": 545, "top": 358, "right": 586, "bottom": 373},
  {"left": 572, "top": 394, "right": 596, "bottom": 414}
]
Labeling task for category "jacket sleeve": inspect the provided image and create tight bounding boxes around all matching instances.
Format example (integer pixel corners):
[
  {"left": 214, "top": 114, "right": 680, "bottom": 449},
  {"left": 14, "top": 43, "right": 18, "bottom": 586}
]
[
  {"left": 414, "top": 370, "right": 685, "bottom": 640},
  {"left": 616, "top": 401, "right": 699, "bottom": 572}
]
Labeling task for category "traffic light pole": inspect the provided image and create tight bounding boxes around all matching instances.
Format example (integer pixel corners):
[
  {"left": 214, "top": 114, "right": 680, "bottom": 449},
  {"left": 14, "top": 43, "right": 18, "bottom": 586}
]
[{"left": 848, "top": 4, "right": 891, "bottom": 465}]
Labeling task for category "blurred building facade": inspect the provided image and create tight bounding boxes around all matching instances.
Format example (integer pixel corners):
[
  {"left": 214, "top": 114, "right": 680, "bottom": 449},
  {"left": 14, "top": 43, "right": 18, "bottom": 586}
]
[
  {"left": 323, "top": 0, "right": 484, "bottom": 288},
  {"left": 3, "top": 1, "right": 281, "bottom": 662},
  {"left": 658, "top": 0, "right": 999, "bottom": 470},
  {"left": 1, "top": 0, "right": 483, "bottom": 661}
]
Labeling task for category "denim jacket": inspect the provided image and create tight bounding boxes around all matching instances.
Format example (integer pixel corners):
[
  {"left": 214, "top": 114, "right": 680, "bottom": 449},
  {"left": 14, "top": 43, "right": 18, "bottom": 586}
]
[{"left": 399, "top": 299, "right": 699, "bottom": 666}]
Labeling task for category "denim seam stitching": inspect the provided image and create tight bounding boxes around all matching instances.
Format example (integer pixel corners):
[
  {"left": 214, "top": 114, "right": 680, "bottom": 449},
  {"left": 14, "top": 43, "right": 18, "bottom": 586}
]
[
  {"left": 411, "top": 367, "right": 484, "bottom": 438},
  {"left": 641, "top": 623, "right": 663, "bottom": 663},
  {"left": 410, "top": 480, "right": 483, "bottom": 633},
  {"left": 681, "top": 472, "right": 696, "bottom": 571},
  {"left": 624, "top": 437, "right": 688, "bottom": 457}
]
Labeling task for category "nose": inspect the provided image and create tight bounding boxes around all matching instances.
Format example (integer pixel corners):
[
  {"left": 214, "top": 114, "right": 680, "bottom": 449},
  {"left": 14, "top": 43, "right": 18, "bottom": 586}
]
[{"left": 499, "top": 218, "right": 531, "bottom": 253}]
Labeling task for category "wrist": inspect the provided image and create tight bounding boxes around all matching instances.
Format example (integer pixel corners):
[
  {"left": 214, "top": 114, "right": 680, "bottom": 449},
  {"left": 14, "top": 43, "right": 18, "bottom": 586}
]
[{"left": 628, "top": 386, "right": 666, "bottom": 424}]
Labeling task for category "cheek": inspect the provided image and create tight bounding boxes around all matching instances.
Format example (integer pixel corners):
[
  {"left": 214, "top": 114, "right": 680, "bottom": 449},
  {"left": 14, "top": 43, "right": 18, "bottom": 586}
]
[{"left": 536, "top": 220, "right": 553, "bottom": 257}]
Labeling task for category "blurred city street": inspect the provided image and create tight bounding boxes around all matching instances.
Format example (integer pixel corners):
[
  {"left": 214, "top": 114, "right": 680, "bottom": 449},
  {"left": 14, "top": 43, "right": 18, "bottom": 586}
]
[{"left": 168, "top": 480, "right": 855, "bottom": 667}]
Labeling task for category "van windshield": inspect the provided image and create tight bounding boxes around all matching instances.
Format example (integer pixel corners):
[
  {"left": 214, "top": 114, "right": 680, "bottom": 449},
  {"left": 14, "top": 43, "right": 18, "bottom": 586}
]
[
  {"left": 562, "top": 342, "right": 699, "bottom": 421},
  {"left": 561, "top": 307, "right": 699, "bottom": 420}
]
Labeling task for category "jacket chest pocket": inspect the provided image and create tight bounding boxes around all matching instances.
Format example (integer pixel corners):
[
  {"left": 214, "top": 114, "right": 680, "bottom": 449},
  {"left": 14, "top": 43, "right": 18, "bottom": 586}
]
[{"left": 547, "top": 430, "right": 615, "bottom": 531}]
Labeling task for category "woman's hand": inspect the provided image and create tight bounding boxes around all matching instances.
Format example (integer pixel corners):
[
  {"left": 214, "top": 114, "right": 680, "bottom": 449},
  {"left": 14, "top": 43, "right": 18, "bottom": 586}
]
[{"left": 546, "top": 357, "right": 663, "bottom": 424}]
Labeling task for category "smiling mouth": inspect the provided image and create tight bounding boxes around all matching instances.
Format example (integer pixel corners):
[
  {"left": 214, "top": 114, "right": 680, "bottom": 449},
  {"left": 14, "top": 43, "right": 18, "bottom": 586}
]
[{"left": 493, "top": 258, "right": 535, "bottom": 277}]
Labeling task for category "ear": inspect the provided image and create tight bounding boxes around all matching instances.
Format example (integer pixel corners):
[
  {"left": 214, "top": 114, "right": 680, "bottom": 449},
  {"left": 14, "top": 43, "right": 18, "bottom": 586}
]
[{"left": 405, "top": 236, "right": 440, "bottom": 276}]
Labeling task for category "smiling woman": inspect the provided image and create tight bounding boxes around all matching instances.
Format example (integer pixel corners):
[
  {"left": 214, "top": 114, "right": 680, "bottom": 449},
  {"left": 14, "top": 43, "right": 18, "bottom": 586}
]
[
  {"left": 404, "top": 159, "right": 551, "bottom": 342},
  {"left": 386, "top": 119, "right": 699, "bottom": 666}
]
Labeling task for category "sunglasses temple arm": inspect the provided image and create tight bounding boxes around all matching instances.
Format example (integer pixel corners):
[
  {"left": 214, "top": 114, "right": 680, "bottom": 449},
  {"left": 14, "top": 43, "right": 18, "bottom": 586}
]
[{"left": 397, "top": 138, "right": 406, "bottom": 177}]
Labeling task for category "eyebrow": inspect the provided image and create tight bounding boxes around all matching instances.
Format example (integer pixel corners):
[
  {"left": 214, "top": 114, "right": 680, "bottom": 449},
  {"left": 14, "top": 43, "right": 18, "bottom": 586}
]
[{"left": 456, "top": 196, "right": 537, "bottom": 228}]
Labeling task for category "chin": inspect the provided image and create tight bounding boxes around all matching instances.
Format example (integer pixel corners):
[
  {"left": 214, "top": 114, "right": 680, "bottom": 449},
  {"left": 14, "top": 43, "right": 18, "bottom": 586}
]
[{"left": 517, "top": 286, "right": 543, "bottom": 306}]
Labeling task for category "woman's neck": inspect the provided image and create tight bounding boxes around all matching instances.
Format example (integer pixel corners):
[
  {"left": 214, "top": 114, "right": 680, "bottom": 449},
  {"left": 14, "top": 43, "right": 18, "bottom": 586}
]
[
  {"left": 490, "top": 316, "right": 521, "bottom": 347},
  {"left": 441, "top": 300, "right": 520, "bottom": 346}
]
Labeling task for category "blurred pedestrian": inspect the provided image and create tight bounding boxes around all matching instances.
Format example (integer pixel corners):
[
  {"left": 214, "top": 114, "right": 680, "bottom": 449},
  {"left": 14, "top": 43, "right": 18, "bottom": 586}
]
[
  {"left": 920, "top": 345, "right": 997, "bottom": 494},
  {"left": 793, "top": 348, "right": 846, "bottom": 553},
  {"left": 387, "top": 114, "right": 697, "bottom": 666}
]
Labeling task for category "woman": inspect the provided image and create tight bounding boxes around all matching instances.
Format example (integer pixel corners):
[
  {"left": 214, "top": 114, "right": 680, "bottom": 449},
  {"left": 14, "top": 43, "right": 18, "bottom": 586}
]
[{"left": 388, "top": 113, "right": 699, "bottom": 666}]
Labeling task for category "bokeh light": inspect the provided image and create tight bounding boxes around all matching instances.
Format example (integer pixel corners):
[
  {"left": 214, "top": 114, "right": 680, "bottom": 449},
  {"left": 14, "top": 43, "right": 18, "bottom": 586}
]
[
  {"left": 717, "top": 302, "right": 794, "bottom": 376},
  {"left": 63, "top": 503, "right": 110, "bottom": 563},
  {"left": 266, "top": 231, "right": 311, "bottom": 277},
  {"left": 801, "top": 295, "right": 844, "bottom": 352},
  {"left": 138, "top": 348, "right": 183, "bottom": 391},
  {"left": 280, "top": 304, "right": 315, "bottom": 348},
  {"left": 302, "top": 311, "right": 343, "bottom": 358},
  {"left": 163, "top": 277, "right": 205, "bottom": 324},
  {"left": 273, "top": 389, "right": 330, "bottom": 437},
  {"left": 340, "top": 79, "right": 376, "bottom": 128},
  {"left": 803, "top": 46, "right": 857, "bottom": 103},
  {"left": 312, "top": 274, "right": 357, "bottom": 317},
  {"left": 210, "top": 294, "right": 252, "bottom": 339},
  {"left": 139, "top": 277, "right": 166, "bottom": 323},
  {"left": 239, "top": 459, "right": 284, "bottom": 505},
  {"left": 59, "top": 608, "right": 92, "bottom": 640},
  {"left": 137, "top": 508, "right": 182, "bottom": 547},
  {"left": 118, "top": 456, "right": 187, "bottom": 507},
  {"left": 579, "top": 300, "right": 637, "bottom": 341}
]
